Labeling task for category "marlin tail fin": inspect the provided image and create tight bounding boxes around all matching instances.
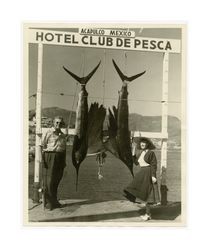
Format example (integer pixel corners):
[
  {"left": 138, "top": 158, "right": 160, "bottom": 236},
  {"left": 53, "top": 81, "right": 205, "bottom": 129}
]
[
  {"left": 112, "top": 59, "right": 146, "bottom": 82},
  {"left": 63, "top": 61, "right": 101, "bottom": 85}
]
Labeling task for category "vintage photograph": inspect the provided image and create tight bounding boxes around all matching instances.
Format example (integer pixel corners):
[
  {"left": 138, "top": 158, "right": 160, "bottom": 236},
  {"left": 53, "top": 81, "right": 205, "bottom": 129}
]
[{"left": 24, "top": 23, "right": 186, "bottom": 226}]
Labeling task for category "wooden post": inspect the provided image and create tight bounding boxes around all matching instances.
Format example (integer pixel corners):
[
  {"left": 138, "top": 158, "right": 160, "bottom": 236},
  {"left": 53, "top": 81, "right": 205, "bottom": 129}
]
[
  {"left": 33, "top": 43, "right": 43, "bottom": 203},
  {"left": 160, "top": 52, "right": 169, "bottom": 205}
]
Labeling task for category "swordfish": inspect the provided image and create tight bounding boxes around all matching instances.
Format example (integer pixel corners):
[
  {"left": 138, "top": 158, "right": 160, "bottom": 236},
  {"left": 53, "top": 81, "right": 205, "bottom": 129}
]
[
  {"left": 105, "top": 59, "right": 146, "bottom": 176},
  {"left": 63, "top": 61, "right": 101, "bottom": 188}
]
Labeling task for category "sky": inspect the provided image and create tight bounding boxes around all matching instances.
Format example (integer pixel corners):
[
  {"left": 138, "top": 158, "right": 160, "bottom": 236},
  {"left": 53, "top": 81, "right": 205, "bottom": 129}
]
[{"left": 29, "top": 27, "right": 182, "bottom": 119}]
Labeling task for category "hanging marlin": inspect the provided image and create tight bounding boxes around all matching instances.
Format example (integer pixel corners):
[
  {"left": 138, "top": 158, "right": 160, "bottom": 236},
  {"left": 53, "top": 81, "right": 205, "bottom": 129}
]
[
  {"left": 105, "top": 59, "right": 146, "bottom": 176},
  {"left": 63, "top": 61, "right": 101, "bottom": 189}
]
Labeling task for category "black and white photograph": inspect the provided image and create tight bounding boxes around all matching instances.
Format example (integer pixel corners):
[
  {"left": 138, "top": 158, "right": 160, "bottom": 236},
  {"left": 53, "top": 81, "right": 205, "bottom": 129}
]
[{"left": 24, "top": 23, "right": 186, "bottom": 226}]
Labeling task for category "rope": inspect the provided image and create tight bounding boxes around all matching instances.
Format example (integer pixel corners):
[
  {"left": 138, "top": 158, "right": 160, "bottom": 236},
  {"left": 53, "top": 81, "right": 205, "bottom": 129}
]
[
  {"left": 83, "top": 48, "right": 85, "bottom": 77},
  {"left": 124, "top": 50, "right": 127, "bottom": 75},
  {"left": 102, "top": 49, "right": 106, "bottom": 105},
  {"left": 124, "top": 28, "right": 129, "bottom": 75},
  {"left": 67, "top": 86, "right": 78, "bottom": 130},
  {"left": 67, "top": 49, "right": 85, "bottom": 131},
  {"left": 41, "top": 91, "right": 181, "bottom": 103},
  {"left": 96, "top": 152, "right": 106, "bottom": 180}
]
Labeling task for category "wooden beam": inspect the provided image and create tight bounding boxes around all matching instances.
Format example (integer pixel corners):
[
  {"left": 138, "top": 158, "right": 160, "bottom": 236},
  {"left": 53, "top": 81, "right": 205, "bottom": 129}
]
[
  {"left": 132, "top": 131, "right": 168, "bottom": 139},
  {"left": 161, "top": 52, "right": 169, "bottom": 186},
  {"left": 41, "top": 128, "right": 168, "bottom": 139},
  {"left": 41, "top": 127, "right": 76, "bottom": 136},
  {"left": 33, "top": 43, "right": 43, "bottom": 203}
]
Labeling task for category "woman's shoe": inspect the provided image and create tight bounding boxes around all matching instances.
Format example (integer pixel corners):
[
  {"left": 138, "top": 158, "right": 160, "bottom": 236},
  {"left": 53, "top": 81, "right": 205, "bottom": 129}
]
[{"left": 140, "top": 214, "right": 151, "bottom": 221}]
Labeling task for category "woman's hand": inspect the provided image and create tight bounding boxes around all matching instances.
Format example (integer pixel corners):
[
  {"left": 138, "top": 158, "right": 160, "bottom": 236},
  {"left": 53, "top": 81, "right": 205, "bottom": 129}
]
[{"left": 152, "top": 176, "right": 157, "bottom": 183}]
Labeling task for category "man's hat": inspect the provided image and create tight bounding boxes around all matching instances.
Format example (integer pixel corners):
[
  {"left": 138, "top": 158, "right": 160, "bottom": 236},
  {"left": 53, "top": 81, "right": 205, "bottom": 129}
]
[{"left": 138, "top": 137, "right": 156, "bottom": 150}]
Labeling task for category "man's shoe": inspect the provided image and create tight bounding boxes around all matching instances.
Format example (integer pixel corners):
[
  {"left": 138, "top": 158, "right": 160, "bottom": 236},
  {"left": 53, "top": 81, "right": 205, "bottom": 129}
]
[
  {"left": 140, "top": 214, "right": 151, "bottom": 221},
  {"left": 45, "top": 203, "right": 53, "bottom": 210},
  {"left": 152, "top": 202, "right": 161, "bottom": 207},
  {"left": 53, "top": 202, "right": 62, "bottom": 208}
]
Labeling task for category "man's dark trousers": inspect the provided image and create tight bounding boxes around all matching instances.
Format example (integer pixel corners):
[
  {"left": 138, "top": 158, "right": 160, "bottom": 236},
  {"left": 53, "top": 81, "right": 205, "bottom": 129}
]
[{"left": 43, "top": 151, "right": 66, "bottom": 207}]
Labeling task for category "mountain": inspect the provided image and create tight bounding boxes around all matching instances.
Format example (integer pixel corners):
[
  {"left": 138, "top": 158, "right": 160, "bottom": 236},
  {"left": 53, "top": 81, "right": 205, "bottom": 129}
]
[
  {"left": 29, "top": 107, "right": 181, "bottom": 142},
  {"left": 29, "top": 107, "right": 76, "bottom": 128},
  {"left": 129, "top": 113, "right": 181, "bottom": 142}
]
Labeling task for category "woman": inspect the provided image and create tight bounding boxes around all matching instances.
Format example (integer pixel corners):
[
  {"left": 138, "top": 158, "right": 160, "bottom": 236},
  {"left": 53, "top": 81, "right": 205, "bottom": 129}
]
[{"left": 124, "top": 137, "right": 160, "bottom": 221}]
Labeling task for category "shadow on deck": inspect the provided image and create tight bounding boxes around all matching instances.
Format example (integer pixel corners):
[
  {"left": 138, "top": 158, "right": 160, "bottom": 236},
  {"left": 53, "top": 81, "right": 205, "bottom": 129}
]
[{"left": 37, "top": 201, "right": 181, "bottom": 222}]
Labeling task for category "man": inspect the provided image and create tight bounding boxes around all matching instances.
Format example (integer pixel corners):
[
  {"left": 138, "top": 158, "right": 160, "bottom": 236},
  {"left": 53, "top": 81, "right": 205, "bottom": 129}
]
[{"left": 41, "top": 116, "right": 66, "bottom": 210}]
